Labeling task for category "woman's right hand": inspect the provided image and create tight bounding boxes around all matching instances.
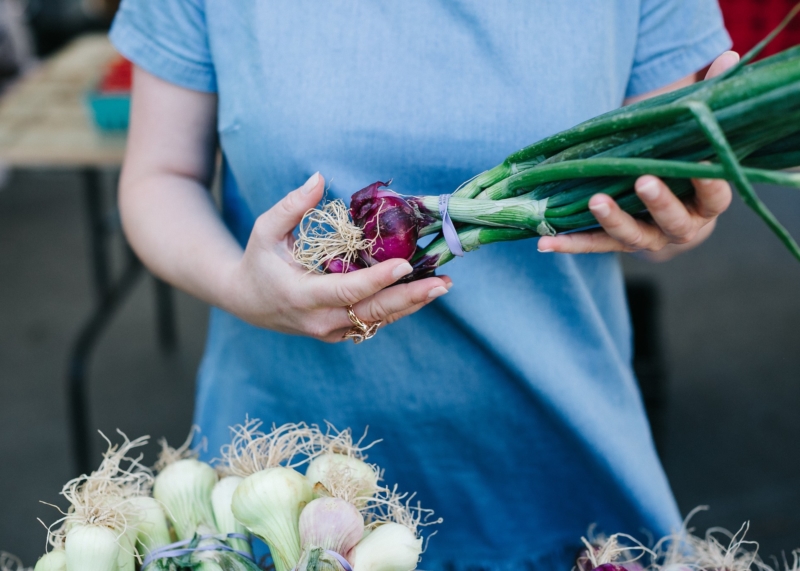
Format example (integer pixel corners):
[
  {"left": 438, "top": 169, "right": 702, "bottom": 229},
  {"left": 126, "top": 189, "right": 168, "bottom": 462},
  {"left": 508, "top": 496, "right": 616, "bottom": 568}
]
[{"left": 221, "top": 173, "right": 452, "bottom": 343}]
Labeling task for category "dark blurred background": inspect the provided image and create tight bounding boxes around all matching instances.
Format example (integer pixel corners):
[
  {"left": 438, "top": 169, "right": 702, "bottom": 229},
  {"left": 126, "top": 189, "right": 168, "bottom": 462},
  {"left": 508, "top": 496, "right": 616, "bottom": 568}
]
[{"left": 0, "top": 0, "right": 799, "bottom": 567}]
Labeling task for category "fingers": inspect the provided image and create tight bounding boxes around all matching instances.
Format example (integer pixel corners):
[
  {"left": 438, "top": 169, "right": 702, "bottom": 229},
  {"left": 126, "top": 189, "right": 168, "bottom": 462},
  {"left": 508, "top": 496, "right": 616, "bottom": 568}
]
[
  {"left": 690, "top": 175, "right": 732, "bottom": 219},
  {"left": 308, "top": 258, "right": 415, "bottom": 307},
  {"left": 538, "top": 228, "right": 630, "bottom": 254},
  {"left": 538, "top": 174, "right": 729, "bottom": 254},
  {"left": 589, "top": 193, "right": 669, "bottom": 251},
  {"left": 318, "top": 276, "right": 451, "bottom": 343},
  {"left": 253, "top": 172, "right": 325, "bottom": 243},
  {"left": 539, "top": 192, "right": 666, "bottom": 253},
  {"left": 353, "top": 276, "right": 449, "bottom": 323},
  {"left": 705, "top": 50, "right": 740, "bottom": 79},
  {"left": 634, "top": 176, "right": 698, "bottom": 244},
  {"left": 382, "top": 301, "right": 429, "bottom": 325}
]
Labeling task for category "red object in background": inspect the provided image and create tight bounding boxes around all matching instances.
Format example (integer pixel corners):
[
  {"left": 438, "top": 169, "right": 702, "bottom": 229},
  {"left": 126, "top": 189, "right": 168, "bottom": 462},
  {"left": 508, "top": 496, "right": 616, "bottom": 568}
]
[
  {"left": 98, "top": 56, "right": 132, "bottom": 93},
  {"left": 718, "top": 0, "right": 800, "bottom": 59}
]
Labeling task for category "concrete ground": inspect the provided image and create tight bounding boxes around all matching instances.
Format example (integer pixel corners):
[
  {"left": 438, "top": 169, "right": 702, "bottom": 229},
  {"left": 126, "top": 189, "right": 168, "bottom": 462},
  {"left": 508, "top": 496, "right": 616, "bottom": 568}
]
[{"left": 0, "top": 169, "right": 799, "bottom": 566}]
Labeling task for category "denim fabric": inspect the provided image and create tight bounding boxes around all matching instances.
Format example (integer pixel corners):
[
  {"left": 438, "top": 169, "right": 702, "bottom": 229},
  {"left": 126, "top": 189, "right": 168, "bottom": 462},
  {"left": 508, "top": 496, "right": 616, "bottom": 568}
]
[{"left": 111, "top": 2, "right": 730, "bottom": 569}]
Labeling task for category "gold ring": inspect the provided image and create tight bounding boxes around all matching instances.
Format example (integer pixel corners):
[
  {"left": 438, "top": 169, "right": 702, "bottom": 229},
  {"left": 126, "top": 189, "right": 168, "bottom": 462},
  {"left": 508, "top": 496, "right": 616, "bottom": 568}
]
[{"left": 342, "top": 305, "right": 382, "bottom": 344}]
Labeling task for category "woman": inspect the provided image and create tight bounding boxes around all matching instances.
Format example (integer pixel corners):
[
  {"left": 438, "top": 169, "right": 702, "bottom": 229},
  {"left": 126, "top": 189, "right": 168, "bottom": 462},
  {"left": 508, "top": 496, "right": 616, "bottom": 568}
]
[{"left": 110, "top": 2, "right": 735, "bottom": 569}]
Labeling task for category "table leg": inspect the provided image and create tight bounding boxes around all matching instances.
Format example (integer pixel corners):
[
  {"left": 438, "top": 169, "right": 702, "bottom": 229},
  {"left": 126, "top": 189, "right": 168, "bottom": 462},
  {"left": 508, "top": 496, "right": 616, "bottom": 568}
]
[
  {"left": 83, "top": 168, "right": 111, "bottom": 299},
  {"left": 67, "top": 259, "right": 141, "bottom": 475},
  {"left": 154, "top": 278, "right": 177, "bottom": 352},
  {"left": 66, "top": 169, "right": 143, "bottom": 476},
  {"left": 67, "top": 168, "right": 181, "bottom": 475}
]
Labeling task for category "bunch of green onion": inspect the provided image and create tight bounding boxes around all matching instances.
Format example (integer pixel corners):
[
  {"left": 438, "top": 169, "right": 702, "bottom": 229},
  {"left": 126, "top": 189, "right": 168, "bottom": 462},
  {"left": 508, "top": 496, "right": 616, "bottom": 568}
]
[
  {"left": 32, "top": 421, "right": 439, "bottom": 571},
  {"left": 294, "top": 7, "right": 800, "bottom": 277}
]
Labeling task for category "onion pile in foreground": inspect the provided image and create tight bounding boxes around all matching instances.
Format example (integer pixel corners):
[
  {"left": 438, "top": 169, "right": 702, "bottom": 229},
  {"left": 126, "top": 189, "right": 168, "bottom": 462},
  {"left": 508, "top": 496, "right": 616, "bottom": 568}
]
[
  {"left": 4, "top": 434, "right": 800, "bottom": 571},
  {"left": 26, "top": 420, "right": 439, "bottom": 571},
  {"left": 294, "top": 7, "right": 800, "bottom": 279}
]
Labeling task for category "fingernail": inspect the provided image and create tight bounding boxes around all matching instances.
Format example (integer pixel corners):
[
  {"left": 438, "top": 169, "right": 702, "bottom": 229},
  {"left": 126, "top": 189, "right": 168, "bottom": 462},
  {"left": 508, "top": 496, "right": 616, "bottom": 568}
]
[
  {"left": 699, "top": 178, "right": 714, "bottom": 186},
  {"left": 445, "top": 281, "right": 454, "bottom": 289},
  {"left": 392, "top": 262, "right": 413, "bottom": 280},
  {"left": 636, "top": 178, "right": 659, "bottom": 201},
  {"left": 589, "top": 202, "right": 611, "bottom": 218},
  {"left": 428, "top": 286, "right": 448, "bottom": 299},
  {"left": 538, "top": 247, "right": 554, "bottom": 253},
  {"left": 301, "top": 172, "right": 320, "bottom": 194}
]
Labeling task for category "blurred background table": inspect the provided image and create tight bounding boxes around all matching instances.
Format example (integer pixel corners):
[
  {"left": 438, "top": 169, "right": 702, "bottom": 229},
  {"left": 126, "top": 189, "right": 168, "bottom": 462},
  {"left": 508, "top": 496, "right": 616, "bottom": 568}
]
[
  {"left": 0, "top": 34, "right": 124, "bottom": 165},
  {"left": 0, "top": 33, "right": 175, "bottom": 476}
]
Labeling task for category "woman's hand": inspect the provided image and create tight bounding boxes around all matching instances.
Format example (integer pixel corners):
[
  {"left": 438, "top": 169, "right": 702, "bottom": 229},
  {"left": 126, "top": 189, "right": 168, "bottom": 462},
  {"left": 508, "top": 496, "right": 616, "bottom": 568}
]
[
  {"left": 120, "top": 68, "right": 448, "bottom": 344},
  {"left": 537, "top": 51, "right": 740, "bottom": 261},
  {"left": 223, "top": 173, "right": 451, "bottom": 342}
]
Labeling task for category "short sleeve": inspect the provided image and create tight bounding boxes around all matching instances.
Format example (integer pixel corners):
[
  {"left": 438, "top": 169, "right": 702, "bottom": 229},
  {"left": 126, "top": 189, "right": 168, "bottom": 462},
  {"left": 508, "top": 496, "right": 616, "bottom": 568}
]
[
  {"left": 626, "top": 0, "right": 732, "bottom": 98},
  {"left": 109, "top": 0, "right": 216, "bottom": 93}
]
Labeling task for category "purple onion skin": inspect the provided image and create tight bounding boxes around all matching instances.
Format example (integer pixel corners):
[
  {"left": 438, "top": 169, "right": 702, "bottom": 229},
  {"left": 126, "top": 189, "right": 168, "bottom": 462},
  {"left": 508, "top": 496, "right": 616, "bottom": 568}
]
[
  {"left": 393, "top": 253, "right": 440, "bottom": 283},
  {"left": 575, "top": 548, "right": 629, "bottom": 571},
  {"left": 593, "top": 565, "right": 627, "bottom": 571},
  {"left": 299, "top": 497, "right": 364, "bottom": 555},
  {"left": 404, "top": 197, "right": 438, "bottom": 228},
  {"left": 350, "top": 181, "right": 419, "bottom": 263},
  {"left": 324, "top": 257, "right": 365, "bottom": 273}
]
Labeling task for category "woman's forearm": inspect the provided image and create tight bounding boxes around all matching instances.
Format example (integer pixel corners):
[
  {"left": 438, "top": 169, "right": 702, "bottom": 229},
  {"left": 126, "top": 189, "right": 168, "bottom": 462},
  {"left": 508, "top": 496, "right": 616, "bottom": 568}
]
[
  {"left": 119, "top": 171, "right": 242, "bottom": 311},
  {"left": 120, "top": 67, "right": 242, "bottom": 311}
]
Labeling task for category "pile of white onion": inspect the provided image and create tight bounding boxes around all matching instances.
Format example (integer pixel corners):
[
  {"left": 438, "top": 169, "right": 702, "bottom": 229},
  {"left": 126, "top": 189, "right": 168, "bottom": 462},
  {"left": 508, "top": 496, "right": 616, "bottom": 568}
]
[{"left": 28, "top": 420, "right": 440, "bottom": 571}]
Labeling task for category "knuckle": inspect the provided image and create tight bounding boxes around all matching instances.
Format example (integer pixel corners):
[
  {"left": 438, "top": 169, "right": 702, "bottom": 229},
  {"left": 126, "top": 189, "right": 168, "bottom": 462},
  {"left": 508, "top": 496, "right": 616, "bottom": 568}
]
[
  {"left": 363, "top": 300, "right": 387, "bottom": 322},
  {"left": 647, "top": 236, "right": 667, "bottom": 252},
  {"left": 626, "top": 229, "right": 647, "bottom": 250},
  {"left": 334, "top": 281, "right": 361, "bottom": 305},
  {"left": 673, "top": 228, "right": 697, "bottom": 245},
  {"left": 602, "top": 214, "right": 625, "bottom": 231},
  {"left": 587, "top": 234, "right": 611, "bottom": 253},
  {"left": 670, "top": 221, "right": 696, "bottom": 243},
  {"left": 278, "top": 192, "right": 298, "bottom": 216}
]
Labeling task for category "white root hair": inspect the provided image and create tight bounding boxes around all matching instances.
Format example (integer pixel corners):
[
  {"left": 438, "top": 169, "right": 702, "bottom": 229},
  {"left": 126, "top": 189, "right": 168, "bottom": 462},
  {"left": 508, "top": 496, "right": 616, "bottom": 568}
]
[
  {"left": 315, "top": 462, "right": 383, "bottom": 505},
  {"left": 292, "top": 200, "right": 375, "bottom": 273},
  {"left": 154, "top": 425, "right": 204, "bottom": 472},
  {"left": 361, "top": 483, "right": 441, "bottom": 537},
  {"left": 219, "top": 418, "right": 327, "bottom": 477},
  {"left": 775, "top": 550, "right": 800, "bottom": 571},
  {"left": 579, "top": 530, "right": 655, "bottom": 569},
  {"left": 42, "top": 431, "right": 152, "bottom": 550},
  {"left": 688, "top": 522, "right": 761, "bottom": 571},
  {"left": 652, "top": 505, "right": 708, "bottom": 570},
  {"left": 0, "top": 553, "right": 30, "bottom": 571},
  {"left": 320, "top": 423, "right": 381, "bottom": 459}
]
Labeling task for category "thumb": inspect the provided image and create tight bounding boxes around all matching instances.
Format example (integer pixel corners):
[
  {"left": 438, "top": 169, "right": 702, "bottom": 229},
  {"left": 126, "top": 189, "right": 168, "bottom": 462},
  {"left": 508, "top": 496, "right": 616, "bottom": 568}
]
[
  {"left": 705, "top": 50, "right": 739, "bottom": 80},
  {"left": 255, "top": 172, "right": 324, "bottom": 243}
]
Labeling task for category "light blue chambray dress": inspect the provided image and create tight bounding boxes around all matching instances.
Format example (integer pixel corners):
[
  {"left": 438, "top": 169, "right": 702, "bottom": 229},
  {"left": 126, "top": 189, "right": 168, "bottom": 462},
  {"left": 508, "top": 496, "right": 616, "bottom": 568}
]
[{"left": 110, "top": 3, "right": 730, "bottom": 570}]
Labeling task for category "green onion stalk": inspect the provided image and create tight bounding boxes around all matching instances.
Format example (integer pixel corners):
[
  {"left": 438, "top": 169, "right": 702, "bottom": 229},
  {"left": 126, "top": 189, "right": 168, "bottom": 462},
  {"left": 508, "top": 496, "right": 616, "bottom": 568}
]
[{"left": 293, "top": 6, "right": 800, "bottom": 277}]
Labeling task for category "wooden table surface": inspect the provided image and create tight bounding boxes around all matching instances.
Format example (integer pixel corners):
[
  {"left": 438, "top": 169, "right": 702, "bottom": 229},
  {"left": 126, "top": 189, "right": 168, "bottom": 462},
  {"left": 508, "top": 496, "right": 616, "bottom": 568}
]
[{"left": 0, "top": 34, "right": 126, "bottom": 167}]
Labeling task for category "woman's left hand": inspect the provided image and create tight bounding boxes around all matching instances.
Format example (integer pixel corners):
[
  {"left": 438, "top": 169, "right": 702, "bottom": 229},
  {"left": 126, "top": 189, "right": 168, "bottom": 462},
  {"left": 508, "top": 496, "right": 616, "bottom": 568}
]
[{"left": 537, "top": 51, "right": 740, "bottom": 261}]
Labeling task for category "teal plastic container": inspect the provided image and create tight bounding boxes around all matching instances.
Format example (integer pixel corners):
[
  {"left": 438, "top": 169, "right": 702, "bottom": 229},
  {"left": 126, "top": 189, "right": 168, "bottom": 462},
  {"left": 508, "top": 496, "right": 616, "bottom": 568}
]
[{"left": 86, "top": 91, "right": 131, "bottom": 131}]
